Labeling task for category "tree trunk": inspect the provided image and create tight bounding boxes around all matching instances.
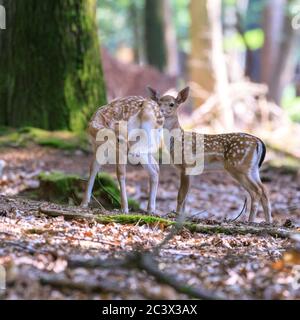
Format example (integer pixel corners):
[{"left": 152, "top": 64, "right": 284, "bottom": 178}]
[
  {"left": 296, "top": 63, "right": 300, "bottom": 96},
  {"left": 244, "top": 0, "right": 263, "bottom": 82},
  {"left": 144, "top": 0, "right": 166, "bottom": 71},
  {"left": 162, "top": 0, "right": 179, "bottom": 77},
  {"left": 208, "top": 0, "right": 233, "bottom": 130},
  {"left": 268, "top": 14, "right": 299, "bottom": 105},
  {"left": 129, "top": 1, "right": 144, "bottom": 65},
  {"left": 260, "top": 0, "right": 285, "bottom": 102},
  {"left": 189, "top": 0, "right": 215, "bottom": 107},
  {"left": 190, "top": 0, "right": 233, "bottom": 129},
  {"left": 0, "top": 0, "right": 106, "bottom": 131}
]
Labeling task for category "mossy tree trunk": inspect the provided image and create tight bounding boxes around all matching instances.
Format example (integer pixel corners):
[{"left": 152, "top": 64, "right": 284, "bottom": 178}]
[
  {"left": 144, "top": 0, "right": 166, "bottom": 71},
  {"left": 0, "top": 0, "right": 106, "bottom": 131}
]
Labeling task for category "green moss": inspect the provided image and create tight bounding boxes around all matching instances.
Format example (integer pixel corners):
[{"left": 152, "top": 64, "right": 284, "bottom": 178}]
[
  {"left": 0, "top": 126, "right": 89, "bottom": 151},
  {"left": 95, "top": 214, "right": 173, "bottom": 226},
  {"left": 28, "top": 171, "right": 140, "bottom": 211},
  {"left": 37, "top": 171, "right": 82, "bottom": 204},
  {"left": 94, "top": 173, "right": 140, "bottom": 211}
]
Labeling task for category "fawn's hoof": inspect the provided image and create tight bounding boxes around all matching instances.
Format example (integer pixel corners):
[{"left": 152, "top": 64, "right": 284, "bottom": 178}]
[{"left": 80, "top": 202, "right": 89, "bottom": 208}]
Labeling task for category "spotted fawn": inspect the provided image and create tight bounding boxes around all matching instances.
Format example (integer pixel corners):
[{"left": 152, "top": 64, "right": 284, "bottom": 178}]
[
  {"left": 147, "top": 86, "right": 272, "bottom": 223},
  {"left": 81, "top": 96, "right": 164, "bottom": 214}
]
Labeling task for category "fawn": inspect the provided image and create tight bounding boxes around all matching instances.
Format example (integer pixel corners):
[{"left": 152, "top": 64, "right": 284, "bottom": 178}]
[
  {"left": 147, "top": 86, "right": 272, "bottom": 223},
  {"left": 81, "top": 96, "right": 164, "bottom": 214}
]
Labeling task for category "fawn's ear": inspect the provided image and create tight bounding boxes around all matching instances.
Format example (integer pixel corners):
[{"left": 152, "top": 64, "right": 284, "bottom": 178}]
[
  {"left": 147, "top": 86, "right": 160, "bottom": 102},
  {"left": 176, "top": 87, "right": 190, "bottom": 104}
]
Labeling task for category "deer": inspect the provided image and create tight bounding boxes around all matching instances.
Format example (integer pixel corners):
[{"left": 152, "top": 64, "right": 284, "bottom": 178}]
[
  {"left": 81, "top": 96, "right": 164, "bottom": 214},
  {"left": 147, "top": 86, "right": 272, "bottom": 223}
]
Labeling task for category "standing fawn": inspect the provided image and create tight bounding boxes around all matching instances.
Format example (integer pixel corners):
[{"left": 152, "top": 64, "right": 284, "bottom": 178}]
[
  {"left": 147, "top": 86, "right": 272, "bottom": 223},
  {"left": 81, "top": 96, "right": 164, "bottom": 214}
]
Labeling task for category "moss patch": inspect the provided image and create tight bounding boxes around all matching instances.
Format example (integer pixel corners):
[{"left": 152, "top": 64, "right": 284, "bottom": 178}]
[
  {"left": 26, "top": 171, "right": 140, "bottom": 211},
  {"left": 95, "top": 214, "right": 172, "bottom": 226},
  {"left": 0, "top": 127, "right": 89, "bottom": 151}
]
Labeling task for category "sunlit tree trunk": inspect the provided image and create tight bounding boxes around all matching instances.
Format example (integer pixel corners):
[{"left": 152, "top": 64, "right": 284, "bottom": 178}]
[
  {"left": 129, "top": 0, "right": 144, "bottom": 64},
  {"left": 190, "top": 0, "right": 233, "bottom": 129},
  {"left": 190, "top": 0, "right": 214, "bottom": 107},
  {"left": 144, "top": 0, "right": 166, "bottom": 71},
  {"left": 0, "top": 0, "right": 106, "bottom": 130},
  {"left": 162, "top": 0, "right": 179, "bottom": 77},
  {"left": 260, "top": 0, "right": 285, "bottom": 102},
  {"left": 208, "top": 0, "right": 233, "bottom": 130},
  {"left": 269, "top": 14, "right": 299, "bottom": 105}
]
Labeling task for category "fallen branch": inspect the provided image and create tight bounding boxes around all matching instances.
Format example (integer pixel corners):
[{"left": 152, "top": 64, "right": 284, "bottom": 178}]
[
  {"left": 39, "top": 273, "right": 123, "bottom": 294},
  {"left": 68, "top": 251, "right": 221, "bottom": 300},
  {"left": 127, "top": 251, "right": 222, "bottom": 300},
  {"left": 39, "top": 205, "right": 95, "bottom": 220},
  {"left": 39, "top": 207, "right": 297, "bottom": 239},
  {"left": 189, "top": 223, "right": 295, "bottom": 239}
]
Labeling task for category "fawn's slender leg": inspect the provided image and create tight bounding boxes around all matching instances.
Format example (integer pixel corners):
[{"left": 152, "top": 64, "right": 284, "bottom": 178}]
[
  {"left": 251, "top": 169, "right": 272, "bottom": 223},
  {"left": 141, "top": 155, "right": 159, "bottom": 214},
  {"left": 227, "top": 169, "right": 260, "bottom": 222},
  {"left": 259, "top": 183, "right": 272, "bottom": 223},
  {"left": 116, "top": 163, "right": 128, "bottom": 214},
  {"left": 240, "top": 175, "right": 261, "bottom": 222},
  {"left": 81, "top": 156, "right": 100, "bottom": 207},
  {"left": 176, "top": 169, "right": 190, "bottom": 214}
]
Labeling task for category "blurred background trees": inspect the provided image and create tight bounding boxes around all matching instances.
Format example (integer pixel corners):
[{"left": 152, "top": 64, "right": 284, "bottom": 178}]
[
  {"left": 0, "top": 0, "right": 299, "bottom": 141},
  {"left": 97, "top": 0, "right": 299, "bottom": 112}
]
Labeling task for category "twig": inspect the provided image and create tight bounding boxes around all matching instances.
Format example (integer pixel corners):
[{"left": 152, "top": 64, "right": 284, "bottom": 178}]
[
  {"left": 91, "top": 193, "right": 106, "bottom": 211},
  {"left": 186, "top": 210, "right": 207, "bottom": 221},
  {"left": 231, "top": 197, "right": 247, "bottom": 222}
]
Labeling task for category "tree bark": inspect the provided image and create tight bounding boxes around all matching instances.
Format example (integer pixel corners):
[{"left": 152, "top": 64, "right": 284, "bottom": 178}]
[
  {"left": 0, "top": 0, "right": 106, "bottom": 130},
  {"left": 244, "top": 0, "right": 264, "bottom": 82},
  {"left": 190, "top": 0, "right": 215, "bottom": 107},
  {"left": 190, "top": 0, "right": 232, "bottom": 128},
  {"left": 162, "top": 0, "right": 179, "bottom": 77},
  {"left": 260, "top": 0, "right": 285, "bottom": 103},
  {"left": 208, "top": 0, "right": 233, "bottom": 130},
  {"left": 144, "top": 0, "right": 166, "bottom": 71},
  {"left": 268, "top": 15, "right": 299, "bottom": 105}
]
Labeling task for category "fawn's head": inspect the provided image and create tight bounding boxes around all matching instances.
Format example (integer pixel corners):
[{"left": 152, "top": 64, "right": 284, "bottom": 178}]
[{"left": 147, "top": 86, "right": 190, "bottom": 118}]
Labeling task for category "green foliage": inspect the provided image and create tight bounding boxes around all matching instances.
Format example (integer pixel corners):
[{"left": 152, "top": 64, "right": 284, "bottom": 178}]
[
  {"left": 97, "top": 0, "right": 191, "bottom": 58},
  {"left": 244, "top": 29, "right": 264, "bottom": 50},
  {"left": 97, "top": 0, "right": 144, "bottom": 53},
  {"left": 173, "top": 0, "right": 191, "bottom": 53}
]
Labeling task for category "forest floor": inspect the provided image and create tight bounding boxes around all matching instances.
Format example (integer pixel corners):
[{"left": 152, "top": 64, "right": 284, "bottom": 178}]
[{"left": 0, "top": 145, "right": 300, "bottom": 299}]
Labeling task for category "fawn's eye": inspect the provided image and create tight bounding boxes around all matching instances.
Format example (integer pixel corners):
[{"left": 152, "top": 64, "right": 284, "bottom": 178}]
[{"left": 169, "top": 103, "right": 175, "bottom": 107}]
